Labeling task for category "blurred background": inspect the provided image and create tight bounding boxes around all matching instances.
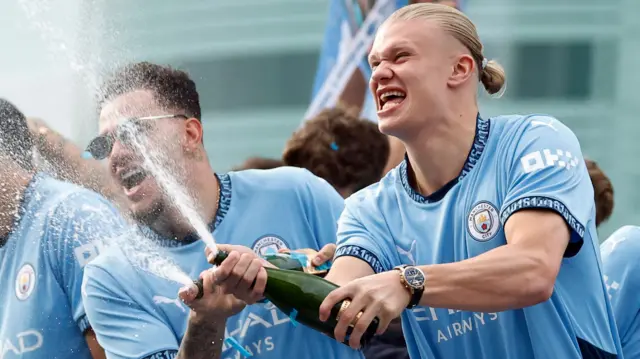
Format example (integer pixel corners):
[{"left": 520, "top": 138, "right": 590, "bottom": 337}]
[{"left": 0, "top": 0, "right": 637, "bottom": 238}]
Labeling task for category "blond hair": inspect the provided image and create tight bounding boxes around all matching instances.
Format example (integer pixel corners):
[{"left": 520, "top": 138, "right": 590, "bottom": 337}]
[{"left": 387, "top": 3, "right": 506, "bottom": 95}]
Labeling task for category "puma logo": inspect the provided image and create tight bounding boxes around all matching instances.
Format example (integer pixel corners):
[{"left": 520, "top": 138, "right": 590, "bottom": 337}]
[
  {"left": 153, "top": 295, "right": 186, "bottom": 313},
  {"left": 396, "top": 240, "right": 417, "bottom": 265},
  {"left": 531, "top": 120, "right": 557, "bottom": 132}
]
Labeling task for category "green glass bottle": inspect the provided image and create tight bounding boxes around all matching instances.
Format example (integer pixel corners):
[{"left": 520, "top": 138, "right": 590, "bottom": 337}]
[{"left": 194, "top": 250, "right": 379, "bottom": 347}]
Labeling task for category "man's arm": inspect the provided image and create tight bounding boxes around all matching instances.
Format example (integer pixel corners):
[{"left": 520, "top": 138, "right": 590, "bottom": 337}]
[
  {"left": 325, "top": 195, "right": 394, "bottom": 285},
  {"left": 177, "top": 268, "right": 247, "bottom": 359},
  {"left": 176, "top": 316, "right": 224, "bottom": 359},
  {"left": 417, "top": 209, "right": 568, "bottom": 311},
  {"left": 28, "top": 117, "right": 125, "bottom": 205},
  {"left": 416, "top": 116, "right": 590, "bottom": 311},
  {"left": 85, "top": 329, "right": 107, "bottom": 359}
]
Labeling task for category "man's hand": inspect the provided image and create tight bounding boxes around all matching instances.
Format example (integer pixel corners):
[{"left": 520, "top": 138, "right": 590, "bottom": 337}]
[
  {"left": 319, "top": 270, "right": 409, "bottom": 349},
  {"left": 205, "top": 244, "right": 275, "bottom": 304},
  {"left": 179, "top": 268, "right": 246, "bottom": 323},
  {"left": 278, "top": 243, "right": 336, "bottom": 267}
]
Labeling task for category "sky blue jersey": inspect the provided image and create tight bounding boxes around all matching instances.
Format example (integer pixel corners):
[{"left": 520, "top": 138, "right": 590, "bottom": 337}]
[
  {"left": 601, "top": 225, "right": 640, "bottom": 358},
  {"left": 0, "top": 172, "right": 127, "bottom": 359},
  {"left": 82, "top": 167, "right": 363, "bottom": 359},
  {"left": 334, "top": 115, "right": 622, "bottom": 359}
]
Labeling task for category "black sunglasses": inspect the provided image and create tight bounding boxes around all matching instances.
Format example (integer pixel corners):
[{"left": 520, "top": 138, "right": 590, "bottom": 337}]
[{"left": 85, "top": 114, "right": 188, "bottom": 160}]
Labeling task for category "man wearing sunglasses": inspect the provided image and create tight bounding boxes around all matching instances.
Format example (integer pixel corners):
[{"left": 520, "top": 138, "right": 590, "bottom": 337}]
[
  {"left": 81, "top": 62, "right": 362, "bottom": 359},
  {"left": 0, "top": 99, "right": 127, "bottom": 359}
]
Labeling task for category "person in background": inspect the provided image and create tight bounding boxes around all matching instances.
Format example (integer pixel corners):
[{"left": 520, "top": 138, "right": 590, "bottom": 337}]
[
  {"left": 80, "top": 62, "right": 363, "bottom": 359},
  {"left": 232, "top": 157, "right": 284, "bottom": 171},
  {"left": 305, "top": 2, "right": 620, "bottom": 357},
  {"left": 283, "top": 106, "right": 389, "bottom": 198},
  {"left": 0, "top": 99, "right": 127, "bottom": 359},
  {"left": 282, "top": 105, "right": 404, "bottom": 359},
  {"left": 585, "top": 158, "right": 614, "bottom": 228},
  {"left": 596, "top": 158, "right": 640, "bottom": 359}
]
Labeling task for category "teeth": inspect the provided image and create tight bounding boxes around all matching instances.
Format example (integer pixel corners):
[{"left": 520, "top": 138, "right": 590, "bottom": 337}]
[
  {"left": 121, "top": 168, "right": 143, "bottom": 180},
  {"left": 380, "top": 91, "right": 406, "bottom": 100}
]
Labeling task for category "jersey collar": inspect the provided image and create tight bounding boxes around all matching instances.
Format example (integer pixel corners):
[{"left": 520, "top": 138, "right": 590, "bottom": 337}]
[
  {"left": 140, "top": 172, "right": 232, "bottom": 248},
  {"left": 400, "top": 114, "right": 491, "bottom": 204}
]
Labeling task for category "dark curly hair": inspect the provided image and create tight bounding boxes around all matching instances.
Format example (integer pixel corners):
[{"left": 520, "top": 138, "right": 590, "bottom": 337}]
[
  {"left": 585, "top": 158, "right": 614, "bottom": 227},
  {"left": 0, "top": 99, "right": 34, "bottom": 171},
  {"left": 283, "top": 107, "right": 389, "bottom": 194},
  {"left": 97, "top": 62, "right": 201, "bottom": 121}
]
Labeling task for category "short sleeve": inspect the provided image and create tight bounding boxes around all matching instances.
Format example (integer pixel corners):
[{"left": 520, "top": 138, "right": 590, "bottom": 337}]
[
  {"left": 334, "top": 198, "right": 395, "bottom": 274},
  {"left": 601, "top": 227, "right": 640, "bottom": 357},
  {"left": 499, "top": 116, "right": 593, "bottom": 256},
  {"left": 301, "top": 171, "right": 346, "bottom": 248},
  {"left": 82, "top": 263, "right": 180, "bottom": 359},
  {"left": 45, "top": 191, "right": 127, "bottom": 333}
]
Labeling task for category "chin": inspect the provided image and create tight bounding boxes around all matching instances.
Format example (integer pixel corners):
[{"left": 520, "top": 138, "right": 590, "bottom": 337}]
[
  {"left": 129, "top": 198, "right": 165, "bottom": 226},
  {"left": 378, "top": 116, "right": 406, "bottom": 137}
]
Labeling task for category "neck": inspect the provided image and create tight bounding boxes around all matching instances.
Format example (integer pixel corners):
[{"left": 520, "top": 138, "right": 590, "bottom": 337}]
[
  {"left": 0, "top": 167, "right": 34, "bottom": 238},
  {"left": 405, "top": 107, "right": 478, "bottom": 196},
  {"left": 152, "top": 166, "right": 220, "bottom": 240}
]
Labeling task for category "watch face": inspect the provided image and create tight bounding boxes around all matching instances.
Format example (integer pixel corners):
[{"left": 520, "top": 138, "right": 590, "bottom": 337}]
[{"left": 404, "top": 267, "right": 425, "bottom": 288}]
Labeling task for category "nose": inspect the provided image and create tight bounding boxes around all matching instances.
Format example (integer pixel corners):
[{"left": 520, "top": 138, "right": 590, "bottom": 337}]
[
  {"left": 371, "top": 62, "right": 393, "bottom": 84},
  {"left": 108, "top": 140, "right": 133, "bottom": 174}
]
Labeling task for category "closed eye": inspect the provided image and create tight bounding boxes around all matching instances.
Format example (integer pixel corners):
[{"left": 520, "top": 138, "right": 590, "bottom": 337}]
[{"left": 395, "top": 52, "right": 410, "bottom": 61}]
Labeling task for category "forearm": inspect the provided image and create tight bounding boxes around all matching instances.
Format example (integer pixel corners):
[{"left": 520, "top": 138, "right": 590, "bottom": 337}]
[
  {"left": 176, "top": 316, "right": 225, "bottom": 359},
  {"left": 419, "top": 244, "right": 553, "bottom": 312},
  {"left": 31, "top": 127, "right": 123, "bottom": 203}
]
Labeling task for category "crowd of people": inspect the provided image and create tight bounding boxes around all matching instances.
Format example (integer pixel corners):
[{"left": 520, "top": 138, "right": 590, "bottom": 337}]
[{"left": 0, "top": 3, "right": 637, "bottom": 359}]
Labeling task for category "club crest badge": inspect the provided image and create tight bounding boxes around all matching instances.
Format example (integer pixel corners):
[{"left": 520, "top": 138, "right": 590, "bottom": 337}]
[
  {"left": 467, "top": 201, "right": 500, "bottom": 242},
  {"left": 252, "top": 235, "right": 289, "bottom": 256},
  {"left": 15, "top": 264, "right": 36, "bottom": 300}
]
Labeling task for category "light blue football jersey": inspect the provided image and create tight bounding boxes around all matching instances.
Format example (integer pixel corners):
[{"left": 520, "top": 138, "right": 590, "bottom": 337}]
[
  {"left": 601, "top": 225, "right": 640, "bottom": 358},
  {"left": 335, "top": 115, "right": 622, "bottom": 358},
  {"left": 82, "top": 167, "right": 364, "bottom": 359},
  {"left": 0, "top": 172, "right": 127, "bottom": 359}
]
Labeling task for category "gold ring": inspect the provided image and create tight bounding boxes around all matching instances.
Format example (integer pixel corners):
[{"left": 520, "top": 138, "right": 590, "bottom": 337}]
[
  {"left": 337, "top": 300, "right": 351, "bottom": 321},
  {"left": 337, "top": 300, "right": 364, "bottom": 327},
  {"left": 351, "top": 311, "right": 363, "bottom": 327}
]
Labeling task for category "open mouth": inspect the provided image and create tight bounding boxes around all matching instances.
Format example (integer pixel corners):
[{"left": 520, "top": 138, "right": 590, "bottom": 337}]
[
  {"left": 379, "top": 90, "right": 407, "bottom": 111},
  {"left": 120, "top": 167, "right": 148, "bottom": 191}
]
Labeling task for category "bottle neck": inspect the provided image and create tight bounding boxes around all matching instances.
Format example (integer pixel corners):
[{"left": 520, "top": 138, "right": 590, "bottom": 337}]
[{"left": 212, "top": 250, "right": 229, "bottom": 266}]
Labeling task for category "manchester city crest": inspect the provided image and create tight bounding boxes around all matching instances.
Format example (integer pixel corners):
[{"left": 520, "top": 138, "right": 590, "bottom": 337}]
[
  {"left": 252, "top": 235, "right": 289, "bottom": 256},
  {"left": 467, "top": 201, "right": 500, "bottom": 242},
  {"left": 15, "top": 263, "right": 36, "bottom": 300}
]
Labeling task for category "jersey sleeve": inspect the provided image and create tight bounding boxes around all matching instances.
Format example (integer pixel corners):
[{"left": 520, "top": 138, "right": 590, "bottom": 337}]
[
  {"left": 300, "top": 169, "right": 346, "bottom": 248},
  {"left": 334, "top": 196, "right": 395, "bottom": 273},
  {"left": 82, "top": 263, "right": 180, "bottom": 359},
  {"left": 499, "top": 115, "right": 593, "bottom": 257},
  {"left": 45, "top": 191, "right": 127, "bottom": 333},
  {"left": 601, "top": 227, "right": 640, "bottom": 356}
]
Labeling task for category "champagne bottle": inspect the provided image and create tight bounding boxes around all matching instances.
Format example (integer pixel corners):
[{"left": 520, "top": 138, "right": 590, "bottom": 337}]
[{"left": 194, "top": 250, "right": 379, "bottom": 347}]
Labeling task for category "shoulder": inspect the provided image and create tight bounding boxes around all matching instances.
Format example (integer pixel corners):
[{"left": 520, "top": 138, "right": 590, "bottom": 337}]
[
  {"left": 229, "top": 166, "right": 340, "bottom": 199},
  {"left": 344, "top": 167, "right": 399, "bottom": 219},
  {"left": 83, "top": 245, "right": 131, "bottom": 291},
  {"left": 601, "top": 226, "right": 640, "bottom": 259},
  {"left": 40, "top": 176, "right": 120, "bottom": 220},
  {"left": 495, "top": 114, "right": 577, "bottom": 146}
]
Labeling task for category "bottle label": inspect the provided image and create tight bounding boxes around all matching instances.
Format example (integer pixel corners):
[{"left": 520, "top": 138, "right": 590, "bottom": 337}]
[{"left": 274, "top": 248, "right": 331, "bottom": 276}]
